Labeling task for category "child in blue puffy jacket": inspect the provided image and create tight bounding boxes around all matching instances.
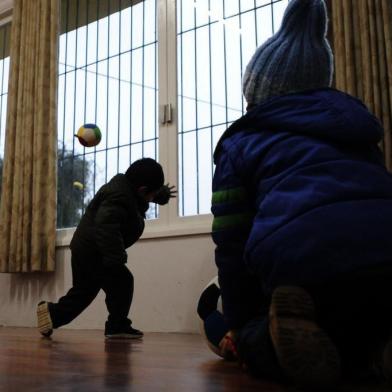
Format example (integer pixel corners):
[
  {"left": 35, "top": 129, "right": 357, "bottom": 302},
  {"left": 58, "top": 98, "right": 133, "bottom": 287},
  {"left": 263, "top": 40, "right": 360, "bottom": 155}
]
[{"left": 211, "top": 0, "right": 392, "bottom": 388}]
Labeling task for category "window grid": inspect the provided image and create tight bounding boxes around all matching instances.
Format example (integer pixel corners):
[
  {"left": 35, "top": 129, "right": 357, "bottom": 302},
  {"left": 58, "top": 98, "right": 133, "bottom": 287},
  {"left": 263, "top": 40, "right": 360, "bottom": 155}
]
[
  {"left": 178, "top": 0, "right": 285, "bottom": 36},
  {"left": 177, "top": 0, "right": 288, "bottom": 217},
  {"left": 57, "top": 0, "right": 158, "bottom": 229}
]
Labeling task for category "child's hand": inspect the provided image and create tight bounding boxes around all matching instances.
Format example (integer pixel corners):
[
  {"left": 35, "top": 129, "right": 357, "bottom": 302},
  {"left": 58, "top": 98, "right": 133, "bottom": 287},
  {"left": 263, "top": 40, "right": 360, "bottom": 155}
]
[
  {"left": 219, "top": 330, "right": 239, "bottom": 361},
  {"left": 153, "top": 184, "right": 177, "bottom": 205}
]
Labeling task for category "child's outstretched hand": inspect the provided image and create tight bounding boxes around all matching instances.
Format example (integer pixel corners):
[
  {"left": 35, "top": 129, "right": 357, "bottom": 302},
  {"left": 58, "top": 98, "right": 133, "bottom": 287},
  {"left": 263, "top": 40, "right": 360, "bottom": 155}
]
[{"left": 153, "top": 183, "right": 177, "bottom": 205}]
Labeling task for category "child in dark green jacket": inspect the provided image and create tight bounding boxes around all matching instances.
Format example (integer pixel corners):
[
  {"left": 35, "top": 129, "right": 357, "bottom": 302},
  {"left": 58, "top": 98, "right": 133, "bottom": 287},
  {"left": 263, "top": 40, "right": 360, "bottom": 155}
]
[{"left": 37, "top": 158, "right": 176, "bottom": 338}]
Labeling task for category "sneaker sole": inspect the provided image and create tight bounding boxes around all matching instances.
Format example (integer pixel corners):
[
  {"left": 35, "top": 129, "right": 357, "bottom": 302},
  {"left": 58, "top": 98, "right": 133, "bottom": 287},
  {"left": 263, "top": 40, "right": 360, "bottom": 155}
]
[
  {"left": 105, "top": 333, "right": 143, "bottom": 339},
  {"left": 269, "top": 286, "right": 341, "bottom": 389},
  {"left": 37, "top": 301, "right": 53, "bottom": 337}
]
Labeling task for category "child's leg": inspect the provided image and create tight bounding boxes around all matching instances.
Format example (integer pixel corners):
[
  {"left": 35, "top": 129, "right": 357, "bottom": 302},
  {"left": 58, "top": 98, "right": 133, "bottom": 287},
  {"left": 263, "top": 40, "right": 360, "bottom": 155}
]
[
  {"left": 236, "top": 315, "right": 283, "bottom": 380},
  {"left": 236, "top": 286, "right": 341, "bottom": 389},
  {"left": 268, "top": 286, "right": 341, "bottom": 387},
  {"left": 307, "top": 268, "right": 392, "bottom": 378},
  {"left": 101, "top": 264, "right": 134, "bottom": 330},
  {"left": 47, "top": 252, "right": 101, "bottom": 328}
]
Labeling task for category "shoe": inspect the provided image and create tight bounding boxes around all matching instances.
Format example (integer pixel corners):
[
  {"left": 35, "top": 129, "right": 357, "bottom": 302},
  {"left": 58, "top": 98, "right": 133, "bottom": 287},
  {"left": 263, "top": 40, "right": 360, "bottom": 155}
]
[
  {"left": 269, "top": 286, "right": 341, "bottom": 389},
  {"left": 105, "top": 326, "right": 144, "bottom": 339},
  {"left": 37, "top": 301, "right": 53, "bottom": 337}
]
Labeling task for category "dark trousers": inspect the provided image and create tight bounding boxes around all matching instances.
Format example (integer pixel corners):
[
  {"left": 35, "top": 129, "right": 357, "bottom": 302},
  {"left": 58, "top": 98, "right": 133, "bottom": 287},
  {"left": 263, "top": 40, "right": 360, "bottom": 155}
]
[
  {"left": 49, "top": 251, "right": 134, "bottom": 330},
  {"left": 307, "top": 268, "right": 392, "bottom": 374},
  {"left": 237, "top": 267, "right": 392, "bottom": 380}
]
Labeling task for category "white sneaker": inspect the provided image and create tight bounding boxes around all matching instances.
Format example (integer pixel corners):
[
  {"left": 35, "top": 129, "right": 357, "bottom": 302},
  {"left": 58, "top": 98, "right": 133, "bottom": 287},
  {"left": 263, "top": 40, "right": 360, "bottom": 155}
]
[{"left": 37, "top": 301, "right": 53, "bottom": 337}]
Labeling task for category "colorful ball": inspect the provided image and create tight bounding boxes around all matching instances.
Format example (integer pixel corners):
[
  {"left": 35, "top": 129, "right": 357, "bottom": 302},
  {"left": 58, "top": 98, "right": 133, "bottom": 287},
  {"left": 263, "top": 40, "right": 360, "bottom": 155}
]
[
  {"left": 75, "top": 123, "right": 101, "bottom": 147},
  {"left": 197, "top": 276, "right": 229, "bottom": 358}
]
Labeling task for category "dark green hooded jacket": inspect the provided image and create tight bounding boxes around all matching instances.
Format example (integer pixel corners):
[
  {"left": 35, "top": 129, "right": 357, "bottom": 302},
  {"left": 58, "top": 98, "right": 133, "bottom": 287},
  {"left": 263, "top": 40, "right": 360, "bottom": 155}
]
[{"left": 70, "top": 174, "right": 148, "bottom": 267}]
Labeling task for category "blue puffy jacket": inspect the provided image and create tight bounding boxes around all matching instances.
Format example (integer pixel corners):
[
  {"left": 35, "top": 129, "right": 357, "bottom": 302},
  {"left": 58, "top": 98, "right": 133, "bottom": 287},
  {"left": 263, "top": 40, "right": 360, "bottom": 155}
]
[{"left": 211, "top": 88, "right": 392, "bottom": 329}]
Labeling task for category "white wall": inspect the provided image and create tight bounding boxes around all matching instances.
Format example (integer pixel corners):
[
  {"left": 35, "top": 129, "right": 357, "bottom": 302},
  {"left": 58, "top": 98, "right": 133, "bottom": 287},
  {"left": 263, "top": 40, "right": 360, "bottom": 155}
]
[
  {"left": 0, "top": 234, "right": 217, "bottom": 333},
  {"left": 0, "top": 0, "right": 12, "bottom": 13}
]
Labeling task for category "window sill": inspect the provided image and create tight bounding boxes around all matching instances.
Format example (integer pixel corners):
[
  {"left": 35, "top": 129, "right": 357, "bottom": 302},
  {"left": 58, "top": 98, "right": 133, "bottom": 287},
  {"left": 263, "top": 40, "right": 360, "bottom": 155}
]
[
  {"left": 142, "top": 216, "right": 213, "bottom": 240},
  {"left": 55, "top": 215, "right": 213, "bottom": 247}
]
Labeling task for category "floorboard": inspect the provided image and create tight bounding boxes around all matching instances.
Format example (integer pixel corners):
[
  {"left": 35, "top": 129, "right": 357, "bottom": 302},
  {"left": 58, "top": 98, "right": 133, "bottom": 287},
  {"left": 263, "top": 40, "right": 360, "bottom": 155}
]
[{"left": 0, "top": 327, "right": 389, "bottom": 391}]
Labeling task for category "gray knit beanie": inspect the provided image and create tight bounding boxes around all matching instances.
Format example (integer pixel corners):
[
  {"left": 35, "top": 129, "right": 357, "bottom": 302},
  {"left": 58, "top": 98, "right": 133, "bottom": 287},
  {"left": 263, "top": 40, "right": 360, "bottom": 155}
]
[{"left": 242, "top": 0, "right": 334, "bottom": 106}]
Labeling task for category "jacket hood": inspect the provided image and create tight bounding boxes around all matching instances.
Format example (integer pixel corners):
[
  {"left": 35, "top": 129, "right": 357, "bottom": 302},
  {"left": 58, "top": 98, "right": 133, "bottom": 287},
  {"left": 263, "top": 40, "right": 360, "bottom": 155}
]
[{"left": 214, "top": 88, "right": 383, "bottom": 161}]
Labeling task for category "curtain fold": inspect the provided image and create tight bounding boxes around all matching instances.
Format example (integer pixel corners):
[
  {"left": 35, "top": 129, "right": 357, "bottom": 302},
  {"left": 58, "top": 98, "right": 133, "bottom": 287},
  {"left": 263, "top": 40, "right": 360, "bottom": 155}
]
[
  {"left": 0, "top": 0, "right": 59, "bottom": 272},
  {"left": 329, "top": 0, "right": 392, "bottom": 169}
]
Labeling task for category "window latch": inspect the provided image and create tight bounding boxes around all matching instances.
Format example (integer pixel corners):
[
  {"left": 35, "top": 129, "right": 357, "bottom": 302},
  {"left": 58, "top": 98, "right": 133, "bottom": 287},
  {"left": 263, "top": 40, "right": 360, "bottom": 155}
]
[{"left": 160, "top": 104, "right": 173, "bottom": 125}]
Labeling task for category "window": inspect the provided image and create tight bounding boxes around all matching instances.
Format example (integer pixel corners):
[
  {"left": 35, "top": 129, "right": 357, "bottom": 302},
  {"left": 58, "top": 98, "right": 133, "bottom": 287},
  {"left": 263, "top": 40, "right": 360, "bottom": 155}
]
[
  {"left": 0, "top": 22, "right": 10, "bottom": 199},
  {"left": 177, "top": 0, "right": 289, "bottom": 216},
  {"left": 57, "top": 0, "right": 158, "bottom": 228},
  {"left": 57, "top": 0, "right": 288, "bottom": 231}
]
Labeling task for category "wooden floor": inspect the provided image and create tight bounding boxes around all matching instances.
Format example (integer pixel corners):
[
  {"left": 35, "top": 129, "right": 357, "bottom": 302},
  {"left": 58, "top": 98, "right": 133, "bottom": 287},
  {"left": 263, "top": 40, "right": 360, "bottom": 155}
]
[{"left": 0, "top": 328, "right": 390, "bottom": 392}]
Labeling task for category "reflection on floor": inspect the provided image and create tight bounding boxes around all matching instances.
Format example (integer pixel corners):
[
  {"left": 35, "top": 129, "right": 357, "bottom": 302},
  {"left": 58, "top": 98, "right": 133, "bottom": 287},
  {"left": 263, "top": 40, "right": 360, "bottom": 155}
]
[{"left": 0, "top": 327, "right": 390, "bottom": 391}]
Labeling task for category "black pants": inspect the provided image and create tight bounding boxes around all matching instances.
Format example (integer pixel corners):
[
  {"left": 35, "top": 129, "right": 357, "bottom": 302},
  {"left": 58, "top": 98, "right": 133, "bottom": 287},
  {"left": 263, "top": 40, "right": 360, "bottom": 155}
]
[
  {"left": 307, "top": 268, "right": 392, "bottom": 374},
  {"left": 237, "top": 266, "right": 392, "bottom": 380},
  {"left": 49, "top": 251, "right": 134, "bottom": 330}
]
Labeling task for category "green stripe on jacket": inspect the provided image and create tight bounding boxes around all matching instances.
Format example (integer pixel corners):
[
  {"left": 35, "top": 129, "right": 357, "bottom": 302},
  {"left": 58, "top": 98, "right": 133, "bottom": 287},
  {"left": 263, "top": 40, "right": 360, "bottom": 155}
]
[
  {"left": 212, "top": 212, "right": 253, "bottom": 232},
  {"left": 212, "top": 187, "right": 247, "bottom": 205}
]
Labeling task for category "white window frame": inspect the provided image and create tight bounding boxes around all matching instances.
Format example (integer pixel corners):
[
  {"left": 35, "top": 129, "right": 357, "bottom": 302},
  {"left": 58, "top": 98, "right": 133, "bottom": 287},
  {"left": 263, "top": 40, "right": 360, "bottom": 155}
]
[{"left": 149, "top": 0, "right": 213, "bottom": 238}]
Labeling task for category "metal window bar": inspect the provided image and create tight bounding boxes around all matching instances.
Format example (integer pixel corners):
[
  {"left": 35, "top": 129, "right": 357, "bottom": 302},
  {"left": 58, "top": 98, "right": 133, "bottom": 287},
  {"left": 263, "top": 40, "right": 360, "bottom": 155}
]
[
  {"left": 223, "top": 0, "right": 228, "bottom": 129},
  {"left": 193, "top": 1, "right": 199, "bottom": 214},
  {"left": 58, "top": 0, "right": 158, "bottom": 228},
  {"left": 105, "top": 0, "right": 110, "bottom": 185},
  {"left": 0, "top": 24, "right": 9, "bottom": 163},
  {"left": 177, "top": 0, "right": 288, "bottom": 216},
  {"left": 129, "top": 0, "right": 133, "bottom": 166},
  {"left": 154, "top": 8, "right": 158, "bottom": 166},
  {"left": 254, "top": 0, "right": 258, "bottom": 47},
  {"left": 93, "top": 0, "right": 99, "bottom": 202},
  {"left": 179, "top": 0, "right": 185, "bottom": 216},
  {"left": 117, "top": 0, "right": 121, "bottom": 174},
  {"left": 208, "top": 0, "right": 213, "bottom": 183},
  {"left": 58, "top": 0, "right": 70, "bottom": 228},
  {"left": 238, "top": 0, "right": 244, "bottom": 116},
  {"left": 82, "top": 0, "right": 89, "bottom": 216},
  {"left": 70, "top": 0, "right": 80, "bottom": 225},
  {"left": 142, "top": 0, "right": 145, "bottom": 158}
]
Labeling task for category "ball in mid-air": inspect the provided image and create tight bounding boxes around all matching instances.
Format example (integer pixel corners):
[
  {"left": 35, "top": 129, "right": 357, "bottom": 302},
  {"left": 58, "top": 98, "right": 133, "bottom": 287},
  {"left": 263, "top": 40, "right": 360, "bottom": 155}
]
[{"left": 75, "top": 123, "right": 101, "bottom": 147}]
